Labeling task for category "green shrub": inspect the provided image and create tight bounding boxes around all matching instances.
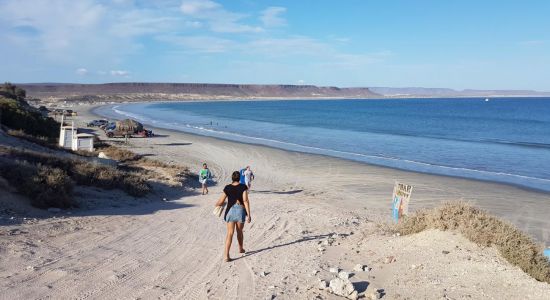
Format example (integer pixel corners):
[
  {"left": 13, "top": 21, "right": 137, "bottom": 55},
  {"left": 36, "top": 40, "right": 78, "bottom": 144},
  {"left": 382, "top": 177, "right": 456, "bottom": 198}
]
[{"left": 0, "top": 97, "right": 59, "bottom": 138}]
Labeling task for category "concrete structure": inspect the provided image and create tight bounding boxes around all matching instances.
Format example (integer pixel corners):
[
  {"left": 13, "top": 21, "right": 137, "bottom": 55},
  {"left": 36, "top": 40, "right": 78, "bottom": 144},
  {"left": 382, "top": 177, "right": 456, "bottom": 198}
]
[
  {"left": 58, "top": 116, "right": 94, "bottom": 152},
  {"left": 59, "top": 125, "right": 75, "bottom": 149},
  {"left": 72, "top": 133, "right": 94, "bottom": 152}
]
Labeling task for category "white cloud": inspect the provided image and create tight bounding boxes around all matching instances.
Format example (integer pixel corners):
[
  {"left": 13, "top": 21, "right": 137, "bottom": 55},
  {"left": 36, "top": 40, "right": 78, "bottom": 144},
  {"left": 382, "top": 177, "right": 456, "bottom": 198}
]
[
  {"left": 158, "top": 35, "right": 235, "bottom": 53},
  {"left": 180, "top": 0, "right": 263, "bottom": 33},
  {"left": 76, "top": 68, "right": 88, "bottom": 75},
  {"left": 185, "top": 20, "right": 203, "bottom": 28},
  {"left": 0, "top": 0, "right": 129, "bottom": 68},
  {"left": 0, "top": 0, "right": 394, "bottom": 83},
  {"left": 159, "top": 32, "right": 392, "bottom": 70},
  {"left": 109, "top": 10, "right": 180, "bottom": 37},
  {"left": 112, "top": 0, "right": 135, "bottom": 5},
  {"left": 246, "top": 37, "right": 328, "bottom": 57},
  {"left": 328, "top": 35, "right": 350, "bottom": 43},
  {"left": 180, "top": 0, "right": 220, "bottom": 14},
  {"left": 110, "top": 70, "right": 130, "bottom": 76},
  {"left": 0, "top": 0, "right": 105, "bottom": 55},
  {"left": 0, "top": 0, "right": 190, "bottom": 70},
  {"left": 260, "top": 7, "right": 287, "bottom": 27}
]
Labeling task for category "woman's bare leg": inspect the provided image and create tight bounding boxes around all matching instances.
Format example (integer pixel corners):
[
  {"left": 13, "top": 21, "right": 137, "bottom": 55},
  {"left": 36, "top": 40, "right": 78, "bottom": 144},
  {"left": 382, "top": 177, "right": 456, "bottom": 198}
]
[
  {"left": 224, "top": 222, "right": 236, "bottom": 260},
  {"left": 236, "top": 222, "right": 245, "bottom": 252}
]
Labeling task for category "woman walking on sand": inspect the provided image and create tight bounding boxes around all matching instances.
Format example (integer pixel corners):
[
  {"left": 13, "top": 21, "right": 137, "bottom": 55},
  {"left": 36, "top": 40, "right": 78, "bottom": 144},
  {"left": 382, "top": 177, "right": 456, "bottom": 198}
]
[
  {"left": 215, "top": 171, "right": 251, "bottom": 262},
  {"left": 199, "top": 163, "right": 212, "bottom": 195}
]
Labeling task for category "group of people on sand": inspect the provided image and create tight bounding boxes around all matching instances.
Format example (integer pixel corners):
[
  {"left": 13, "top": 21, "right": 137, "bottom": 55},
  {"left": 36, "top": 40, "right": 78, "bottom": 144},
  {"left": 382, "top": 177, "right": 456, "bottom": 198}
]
[
  {"left": 198, "top": 163, "right": 255, "bottom": 262},
  {"left": 199, "top": 164, "right": 254, "bottom": 195}
]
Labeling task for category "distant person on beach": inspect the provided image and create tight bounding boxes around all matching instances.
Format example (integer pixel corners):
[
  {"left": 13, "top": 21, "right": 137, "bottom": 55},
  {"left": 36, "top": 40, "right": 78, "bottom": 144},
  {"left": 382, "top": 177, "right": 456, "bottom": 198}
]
[
  {"left": 199, "top": 163, "right": 212, "bottom": 195},
  {"left": 244, "top": 166, "right": 255, "bottom": 189},
  {"left": 239, "top": 168, "right": 246, "bottom": 185},
  {"left": 214, "top": 171, "right": 251, "bottom": 262}
]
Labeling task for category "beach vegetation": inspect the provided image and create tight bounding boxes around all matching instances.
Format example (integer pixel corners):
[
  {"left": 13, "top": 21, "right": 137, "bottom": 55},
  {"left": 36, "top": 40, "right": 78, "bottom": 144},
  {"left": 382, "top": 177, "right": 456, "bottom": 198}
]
[
  {"left": 0, "top": 146, "right": 151, "bottom": 208},
  {"left": 0, "top": 84, "right": 59, "bottom": 139},
  {"left": 6, "top": 129, "right": 59, "bottom": 148},
  {"left": 0, "top": 159, "right": 74, "bottom": 208},
  {"left": 95, "top": 143, "right": 142, "bottom": 162},
  {"left": 396, "top": 201, "right": 550, "bottom": 283},
  {"left": 0, "top": 82, "right": 26, "bottom": 101},
  {"left": 93, "top": 143, "right": 185, "bottom": 179}
]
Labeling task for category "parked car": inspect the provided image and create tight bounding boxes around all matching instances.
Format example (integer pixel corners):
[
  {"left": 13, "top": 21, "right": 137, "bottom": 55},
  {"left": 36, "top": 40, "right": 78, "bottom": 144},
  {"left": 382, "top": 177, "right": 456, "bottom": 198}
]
[
  {"left": 87, "top": 119, "right": 109, "bottom": 127},
  {"left": 139, "top": 129, "right": 154, "bottom": 137},
  {"left": 64, "top": 109, "right": 77, "bottom": 116},
  {"left": 52, "top": 109, "right": 64, "bottom": 115}
]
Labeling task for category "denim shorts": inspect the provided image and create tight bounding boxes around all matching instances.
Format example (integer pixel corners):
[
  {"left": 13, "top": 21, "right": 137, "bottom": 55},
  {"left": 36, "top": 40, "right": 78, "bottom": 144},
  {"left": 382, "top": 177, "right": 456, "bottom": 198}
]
[{"left": 225, "top": 204, "right": 246, "bottom": 223}]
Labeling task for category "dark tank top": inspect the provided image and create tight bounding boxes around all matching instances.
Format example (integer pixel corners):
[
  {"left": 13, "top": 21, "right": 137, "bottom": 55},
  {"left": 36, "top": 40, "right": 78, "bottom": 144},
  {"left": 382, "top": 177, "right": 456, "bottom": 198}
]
[{"left": 223, "top": 183, "right": 248, "bottom": 219}]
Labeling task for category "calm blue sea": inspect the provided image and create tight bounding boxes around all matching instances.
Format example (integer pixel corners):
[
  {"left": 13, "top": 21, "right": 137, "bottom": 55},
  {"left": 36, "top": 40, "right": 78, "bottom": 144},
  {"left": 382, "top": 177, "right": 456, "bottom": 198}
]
[{"left": 95, "top": 98, "right": 550, "bottom": 192}]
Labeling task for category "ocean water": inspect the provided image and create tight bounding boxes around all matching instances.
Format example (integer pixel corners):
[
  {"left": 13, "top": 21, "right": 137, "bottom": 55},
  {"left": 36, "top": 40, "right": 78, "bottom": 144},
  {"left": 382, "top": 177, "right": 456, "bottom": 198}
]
[{"left": 95, "top": 98, "right": 550, "bottom": 192}]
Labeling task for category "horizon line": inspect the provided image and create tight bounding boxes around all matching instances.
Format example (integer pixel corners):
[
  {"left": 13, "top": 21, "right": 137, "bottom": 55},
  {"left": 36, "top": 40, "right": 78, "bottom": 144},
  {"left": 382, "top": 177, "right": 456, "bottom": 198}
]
[{"left": 10, "top": 82, "right": 550, "bottom": 93}]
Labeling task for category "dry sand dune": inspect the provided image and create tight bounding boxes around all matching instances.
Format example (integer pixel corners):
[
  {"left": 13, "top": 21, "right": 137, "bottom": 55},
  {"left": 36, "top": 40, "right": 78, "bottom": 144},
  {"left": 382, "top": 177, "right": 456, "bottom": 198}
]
[{"left": 1, "top": 105, "right": 550, "bottom": 299}]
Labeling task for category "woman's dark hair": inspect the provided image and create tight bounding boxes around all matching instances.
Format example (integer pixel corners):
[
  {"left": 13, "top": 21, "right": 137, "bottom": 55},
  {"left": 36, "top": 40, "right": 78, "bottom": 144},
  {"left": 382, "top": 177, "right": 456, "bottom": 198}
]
[{"left": 232, "top": 171, "right": 241, "bottom": 182}]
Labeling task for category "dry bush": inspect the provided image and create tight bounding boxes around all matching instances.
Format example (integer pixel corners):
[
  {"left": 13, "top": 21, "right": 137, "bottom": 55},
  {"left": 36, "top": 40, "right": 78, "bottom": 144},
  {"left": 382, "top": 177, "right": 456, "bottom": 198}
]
[
  {"left": 32, "top": 165, "right": 73, "bottom": 208},
  {"left": 1, "top": 146, "right": 151, "bottom": 200},
  {"left": 0, "top": 159, "right": 74, "bottom": 208},
  {"left": 7, "top": 129, "right": 59, "bottom": 149},
  {"left": 71, "top": 161, "right": 150, "bottom": 197},
  {"left": 136, "top": 157, "right": 187, "bottom": 178},
  {"left": 120, "top": 173, "right": 151, "bottom": 197},
  {"left": 73, "top": 149, "right": 98, "bottom": 157},
  {"left": 396, "top": 201, "right": 550, "bottom": 283},
  {"left": 137, "top": 157, "right": 173, "bottom": 168},
  {"left": 96, "top": 144, "right": 188, "bottom": 182},
  {"left": 97, "top": 145, "right": 141, "bottom": 162}
]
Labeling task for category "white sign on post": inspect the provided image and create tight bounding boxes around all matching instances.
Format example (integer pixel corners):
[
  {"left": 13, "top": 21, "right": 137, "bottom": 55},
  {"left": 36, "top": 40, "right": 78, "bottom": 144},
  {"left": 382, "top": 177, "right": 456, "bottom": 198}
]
[{"left": 392, "top": 182, "right": 413, "bottom": 222}]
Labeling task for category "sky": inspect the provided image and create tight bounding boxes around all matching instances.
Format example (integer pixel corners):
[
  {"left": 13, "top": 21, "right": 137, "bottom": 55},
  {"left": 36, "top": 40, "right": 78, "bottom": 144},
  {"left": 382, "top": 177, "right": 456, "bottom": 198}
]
[{"left": 0, "top": 0, "right": 549, "bottom": 90}]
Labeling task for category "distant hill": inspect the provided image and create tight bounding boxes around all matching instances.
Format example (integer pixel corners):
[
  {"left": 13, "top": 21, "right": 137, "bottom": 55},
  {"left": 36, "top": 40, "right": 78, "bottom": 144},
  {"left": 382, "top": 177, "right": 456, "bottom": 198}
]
[
  {"left": 369, "top": 87, "right": 550, "bottom": 97},
  {"left": 17, "top": 83, "right": 550, "bottom": 103},
  {"left": 19, "top": 83, "right": 381, "bottom": 101}
]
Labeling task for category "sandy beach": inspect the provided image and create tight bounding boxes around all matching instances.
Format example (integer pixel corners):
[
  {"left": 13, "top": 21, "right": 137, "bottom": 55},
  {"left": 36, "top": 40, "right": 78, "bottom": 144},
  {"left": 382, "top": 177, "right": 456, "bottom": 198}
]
[
  {"left": 87, "top": 104, "right": 550, "bottom": 243},
  {"left": 1, "top": 103, "right": 550, "bottom": 299}
]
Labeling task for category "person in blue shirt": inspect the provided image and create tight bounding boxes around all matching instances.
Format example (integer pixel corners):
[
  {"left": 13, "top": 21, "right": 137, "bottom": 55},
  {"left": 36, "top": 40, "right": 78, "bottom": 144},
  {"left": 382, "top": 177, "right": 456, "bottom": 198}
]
[{"left": 239, "top": 168, "right": 246, "bottom": 185}]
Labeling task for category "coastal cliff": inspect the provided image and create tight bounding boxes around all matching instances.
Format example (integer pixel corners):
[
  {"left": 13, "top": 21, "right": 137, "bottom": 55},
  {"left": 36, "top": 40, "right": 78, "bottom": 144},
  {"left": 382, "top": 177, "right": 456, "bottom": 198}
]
[{"left": 19, "top": 83, "right": 381, "bottom": 102}]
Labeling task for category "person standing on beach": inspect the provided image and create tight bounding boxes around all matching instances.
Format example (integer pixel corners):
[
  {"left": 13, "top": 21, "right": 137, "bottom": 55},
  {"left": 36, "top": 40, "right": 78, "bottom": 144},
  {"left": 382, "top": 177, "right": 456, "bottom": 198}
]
[
  {"left": 215, "top": 171, "right": 251, "bottom": 262},
  {"left": 199, "top": 163, "right": 211, "bottom": 195},
  {"left": 244, "top": 166, "right": 255, "bottom": 189},
  {"left": 239, "top": 167, "right": 246, "bottom": 185}
]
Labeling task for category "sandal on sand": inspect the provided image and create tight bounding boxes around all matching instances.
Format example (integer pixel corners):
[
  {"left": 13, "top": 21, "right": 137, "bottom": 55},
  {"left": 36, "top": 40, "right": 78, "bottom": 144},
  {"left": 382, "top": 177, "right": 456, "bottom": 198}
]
[{"left": 224, "top": 257, "right": 232, "bottom": 262}]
